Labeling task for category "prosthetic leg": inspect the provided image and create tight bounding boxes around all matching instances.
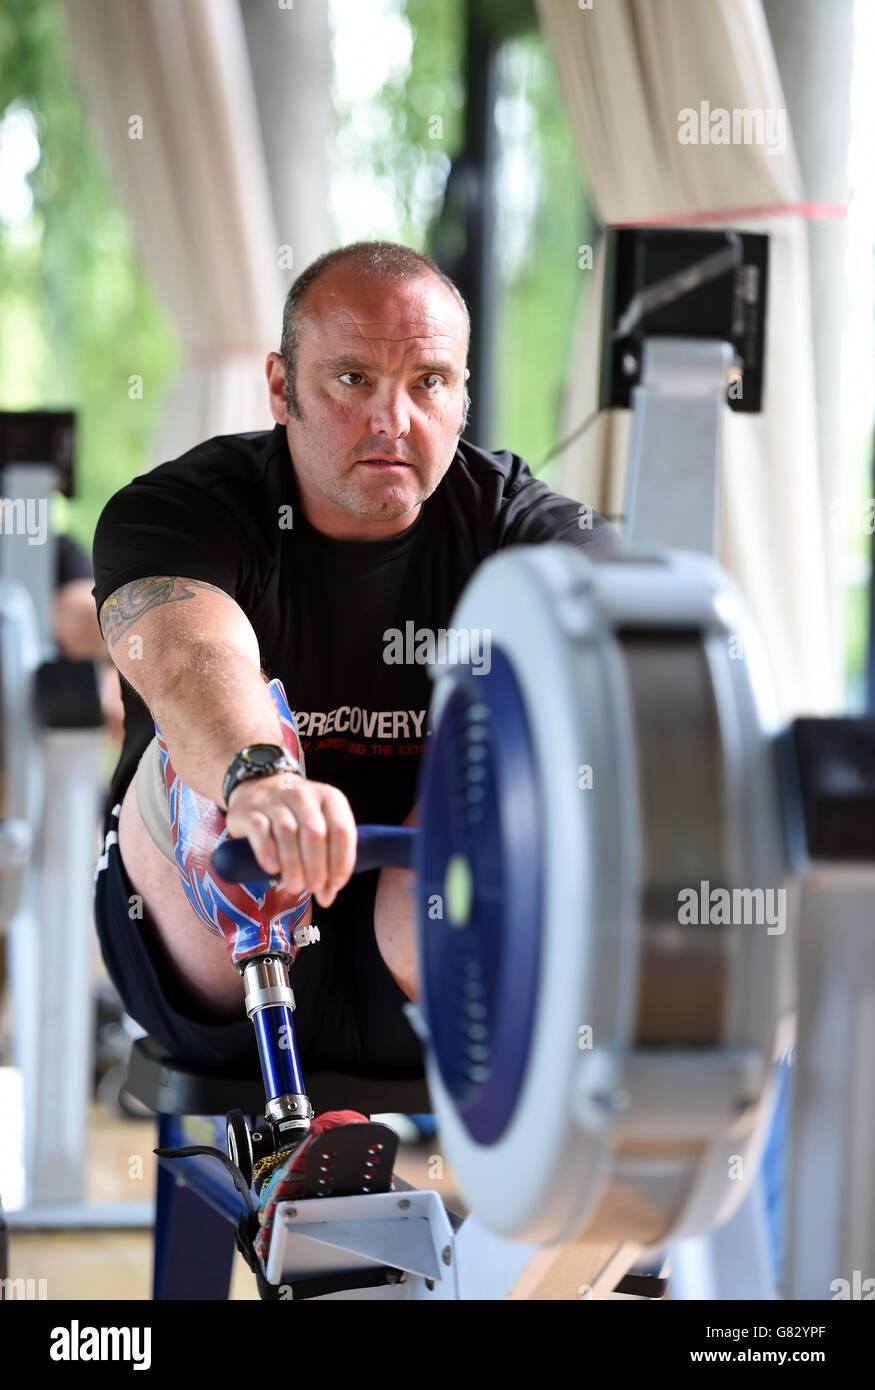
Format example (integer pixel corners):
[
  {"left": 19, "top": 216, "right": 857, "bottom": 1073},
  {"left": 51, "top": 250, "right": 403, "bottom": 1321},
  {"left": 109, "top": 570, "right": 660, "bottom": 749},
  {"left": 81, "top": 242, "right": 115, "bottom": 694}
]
[{"left": 152, "top": 678, "right": 403, "bottom": 1293}]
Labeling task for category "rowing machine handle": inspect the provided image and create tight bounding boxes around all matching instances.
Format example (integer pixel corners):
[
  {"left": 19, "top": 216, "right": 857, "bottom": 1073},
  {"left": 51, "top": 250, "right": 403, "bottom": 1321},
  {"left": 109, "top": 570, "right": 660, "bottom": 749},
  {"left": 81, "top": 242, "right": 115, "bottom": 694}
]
[{"left": 211, "top": 824, "right": 417, "bottom": 884}]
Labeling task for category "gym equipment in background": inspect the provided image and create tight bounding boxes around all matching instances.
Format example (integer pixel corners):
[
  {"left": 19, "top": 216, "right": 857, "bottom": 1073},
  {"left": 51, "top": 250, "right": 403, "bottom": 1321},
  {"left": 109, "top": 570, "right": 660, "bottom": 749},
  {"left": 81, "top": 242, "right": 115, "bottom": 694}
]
[{"left": 0, "top": 411, "right": 150, "bottom": 1230}]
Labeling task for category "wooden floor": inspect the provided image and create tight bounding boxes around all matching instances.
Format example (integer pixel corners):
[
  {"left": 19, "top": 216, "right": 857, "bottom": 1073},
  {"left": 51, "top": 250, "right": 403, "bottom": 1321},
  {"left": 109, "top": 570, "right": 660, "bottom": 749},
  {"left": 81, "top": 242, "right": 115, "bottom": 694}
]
[{"left": 5, "top": 1099, "right": 465, "bottom": 1301}]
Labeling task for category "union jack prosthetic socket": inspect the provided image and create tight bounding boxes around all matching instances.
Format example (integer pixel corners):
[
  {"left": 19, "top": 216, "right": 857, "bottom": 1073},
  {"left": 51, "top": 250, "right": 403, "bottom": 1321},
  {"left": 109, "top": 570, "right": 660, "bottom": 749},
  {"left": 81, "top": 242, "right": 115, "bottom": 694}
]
[{"left": 154, "top": 677, "right": 314, "bottom": 970}]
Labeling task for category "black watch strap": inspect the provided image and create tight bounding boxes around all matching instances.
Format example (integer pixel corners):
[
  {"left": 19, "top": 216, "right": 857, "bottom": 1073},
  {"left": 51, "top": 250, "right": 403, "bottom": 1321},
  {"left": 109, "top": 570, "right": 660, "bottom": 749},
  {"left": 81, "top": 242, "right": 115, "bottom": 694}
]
[{"left": 221, "top": 743, "right": 302, "bottom": 813}]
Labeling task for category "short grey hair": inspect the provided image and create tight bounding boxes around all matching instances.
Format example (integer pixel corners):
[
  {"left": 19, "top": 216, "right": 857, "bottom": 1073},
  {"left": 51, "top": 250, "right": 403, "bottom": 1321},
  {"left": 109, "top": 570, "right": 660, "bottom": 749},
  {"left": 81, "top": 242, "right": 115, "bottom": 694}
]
[{"left": 279, "top": 240, "right": 470, "bottom": 425}]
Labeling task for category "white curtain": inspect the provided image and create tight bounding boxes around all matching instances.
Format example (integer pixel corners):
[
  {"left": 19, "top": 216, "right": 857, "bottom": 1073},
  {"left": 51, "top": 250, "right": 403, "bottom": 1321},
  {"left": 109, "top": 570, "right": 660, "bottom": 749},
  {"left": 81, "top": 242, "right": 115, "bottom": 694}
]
[
  {"left": 57, "top": 0, "right": 285, "bottom": 461},
  {"left": 536, "top": 0, "right": 842, "bottom": 719}
]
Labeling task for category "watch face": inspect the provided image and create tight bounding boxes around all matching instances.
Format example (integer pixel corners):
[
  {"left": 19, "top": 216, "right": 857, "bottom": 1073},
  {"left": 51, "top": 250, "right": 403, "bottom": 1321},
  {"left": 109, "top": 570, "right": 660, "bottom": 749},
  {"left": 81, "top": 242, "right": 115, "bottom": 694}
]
[{"left": 244, "top": 744, "right": 285, "bottom": 768}]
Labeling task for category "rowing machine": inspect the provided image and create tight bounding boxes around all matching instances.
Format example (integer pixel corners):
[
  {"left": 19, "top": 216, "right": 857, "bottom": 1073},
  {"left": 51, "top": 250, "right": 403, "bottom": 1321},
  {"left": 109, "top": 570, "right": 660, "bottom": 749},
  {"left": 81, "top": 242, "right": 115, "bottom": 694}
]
[{"left": 207, "top": 539, "right": 796, "bottom": 1298}]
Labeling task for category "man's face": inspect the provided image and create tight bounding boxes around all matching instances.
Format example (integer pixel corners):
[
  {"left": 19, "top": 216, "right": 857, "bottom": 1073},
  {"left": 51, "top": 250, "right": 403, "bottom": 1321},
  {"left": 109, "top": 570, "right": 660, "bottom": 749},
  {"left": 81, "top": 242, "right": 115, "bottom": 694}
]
[{"left": 266, "top": 266, "right": 470, "bottom": 539}]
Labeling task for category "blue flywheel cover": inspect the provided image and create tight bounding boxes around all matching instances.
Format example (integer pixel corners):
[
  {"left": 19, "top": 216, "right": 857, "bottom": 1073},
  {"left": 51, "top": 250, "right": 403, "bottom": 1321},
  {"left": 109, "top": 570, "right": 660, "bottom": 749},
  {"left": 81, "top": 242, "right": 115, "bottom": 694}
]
[{"left": 416, "top": 645, "right": 543, "bottom": 1145}]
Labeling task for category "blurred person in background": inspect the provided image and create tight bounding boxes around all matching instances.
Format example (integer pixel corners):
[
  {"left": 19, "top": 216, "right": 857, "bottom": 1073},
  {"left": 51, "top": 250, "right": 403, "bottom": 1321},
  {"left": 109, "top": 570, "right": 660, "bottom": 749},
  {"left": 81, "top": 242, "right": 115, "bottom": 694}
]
[{"left": 53, "top": 530, "right": 125, "bottom": 744}]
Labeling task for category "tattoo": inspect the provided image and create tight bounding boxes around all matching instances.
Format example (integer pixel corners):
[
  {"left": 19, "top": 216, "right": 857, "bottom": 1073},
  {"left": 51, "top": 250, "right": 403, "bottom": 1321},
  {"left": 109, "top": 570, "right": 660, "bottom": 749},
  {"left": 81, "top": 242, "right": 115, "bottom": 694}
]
[{"left": 99, "top": 576, "right": 227, "bottom": 647}]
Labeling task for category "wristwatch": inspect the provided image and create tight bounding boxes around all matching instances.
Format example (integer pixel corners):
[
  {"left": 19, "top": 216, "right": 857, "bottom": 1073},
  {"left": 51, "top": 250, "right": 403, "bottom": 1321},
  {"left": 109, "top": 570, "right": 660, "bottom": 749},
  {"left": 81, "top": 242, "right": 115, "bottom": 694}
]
[{"left": 221, "top": 743, "right": 302, "bottom": 813}]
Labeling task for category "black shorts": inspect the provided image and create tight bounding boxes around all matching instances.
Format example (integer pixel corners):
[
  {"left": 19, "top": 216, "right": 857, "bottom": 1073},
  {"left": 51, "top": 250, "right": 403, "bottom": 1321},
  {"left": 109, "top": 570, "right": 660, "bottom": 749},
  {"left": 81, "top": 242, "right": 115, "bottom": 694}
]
[{"left": 92, "top": 803, "right": 424, "bottom": 1075}]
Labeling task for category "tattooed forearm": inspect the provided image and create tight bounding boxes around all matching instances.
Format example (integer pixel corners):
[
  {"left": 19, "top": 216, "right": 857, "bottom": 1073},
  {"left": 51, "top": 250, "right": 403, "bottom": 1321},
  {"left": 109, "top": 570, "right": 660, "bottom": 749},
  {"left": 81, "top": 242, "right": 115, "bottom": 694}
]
[{"left": 98, "top": 576, "right": 227, "bottom": 647}]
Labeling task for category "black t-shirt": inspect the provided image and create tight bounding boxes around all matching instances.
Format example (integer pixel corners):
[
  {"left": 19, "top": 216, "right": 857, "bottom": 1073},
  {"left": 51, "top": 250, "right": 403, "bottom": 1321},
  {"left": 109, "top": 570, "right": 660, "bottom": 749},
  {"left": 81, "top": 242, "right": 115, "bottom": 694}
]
[{"left": 92, "top": 424, "right": 618, "bottom": 827}]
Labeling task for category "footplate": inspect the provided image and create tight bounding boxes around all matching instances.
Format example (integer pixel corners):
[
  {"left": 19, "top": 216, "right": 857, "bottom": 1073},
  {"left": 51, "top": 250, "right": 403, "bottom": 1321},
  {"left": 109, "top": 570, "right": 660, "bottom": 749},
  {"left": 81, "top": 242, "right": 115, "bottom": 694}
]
[{"left": 300, "top": 1123, "right": 398, "bottom": 1199}]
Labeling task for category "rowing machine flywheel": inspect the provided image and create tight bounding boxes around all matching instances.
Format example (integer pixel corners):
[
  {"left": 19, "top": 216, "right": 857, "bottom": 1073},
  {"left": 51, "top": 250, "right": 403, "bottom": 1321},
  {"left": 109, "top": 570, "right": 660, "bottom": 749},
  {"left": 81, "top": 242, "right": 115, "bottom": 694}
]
[
  {"left": 416, "top": 646, "right": 543, "bottom": 1145},
  {"left": 413, "top": 543, "right": 792, "bottom": 1247}
]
